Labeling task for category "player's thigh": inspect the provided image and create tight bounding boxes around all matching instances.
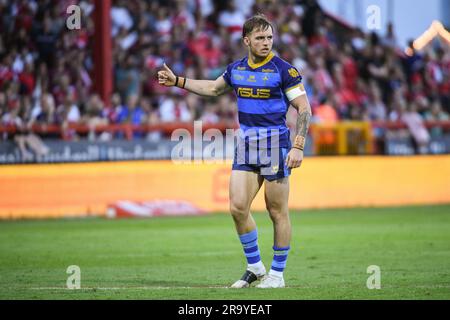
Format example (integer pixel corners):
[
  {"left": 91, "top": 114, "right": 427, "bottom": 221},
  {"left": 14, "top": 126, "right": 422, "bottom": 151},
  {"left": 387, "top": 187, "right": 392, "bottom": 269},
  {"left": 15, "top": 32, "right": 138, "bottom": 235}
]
[
  {"left": 229, "top": 170, "right": 263, "bottom": 213},
  {"left": 264, "top": 177, "right": 289, "bottom": 215}
]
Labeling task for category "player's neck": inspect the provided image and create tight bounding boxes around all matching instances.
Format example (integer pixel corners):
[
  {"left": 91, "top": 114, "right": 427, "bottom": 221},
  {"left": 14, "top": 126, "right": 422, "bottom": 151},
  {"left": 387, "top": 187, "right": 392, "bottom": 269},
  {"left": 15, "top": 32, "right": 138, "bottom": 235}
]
[
  {"left": 247, "top": 51, "right": 274, "bottom": 68},
  {"left": 248, "top": 53, "right": 265, "bottom": 65}
]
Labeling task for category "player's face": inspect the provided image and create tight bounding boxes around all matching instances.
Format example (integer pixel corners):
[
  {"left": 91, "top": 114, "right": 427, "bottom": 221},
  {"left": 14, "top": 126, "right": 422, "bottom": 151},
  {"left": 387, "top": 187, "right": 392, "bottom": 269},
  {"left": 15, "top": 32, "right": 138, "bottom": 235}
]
[{"left": 245, "top": 27, "right": 273, "bottom": 59}]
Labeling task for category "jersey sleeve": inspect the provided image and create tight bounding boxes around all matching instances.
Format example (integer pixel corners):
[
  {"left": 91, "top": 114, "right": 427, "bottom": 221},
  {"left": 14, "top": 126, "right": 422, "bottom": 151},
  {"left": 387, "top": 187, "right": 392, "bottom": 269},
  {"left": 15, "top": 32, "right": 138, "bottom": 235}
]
[
  {"left": 221, "top": 62, "right": 234, "bottom": 87},
  {"left": 281, "top": 64, "right": 306, "bottom": 101}
]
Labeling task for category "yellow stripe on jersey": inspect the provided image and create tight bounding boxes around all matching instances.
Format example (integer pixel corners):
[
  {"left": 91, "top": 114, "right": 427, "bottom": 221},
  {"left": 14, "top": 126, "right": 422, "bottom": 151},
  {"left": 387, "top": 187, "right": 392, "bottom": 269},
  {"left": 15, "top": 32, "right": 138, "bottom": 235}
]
[{"left": 285, "top": 83, "right": 305, "bottom": 93}]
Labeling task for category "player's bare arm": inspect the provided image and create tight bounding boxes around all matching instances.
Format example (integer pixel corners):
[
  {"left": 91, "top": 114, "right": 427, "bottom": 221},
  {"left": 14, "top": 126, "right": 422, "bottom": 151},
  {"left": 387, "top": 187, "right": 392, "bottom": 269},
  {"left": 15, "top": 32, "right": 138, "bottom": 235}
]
[
  {"left": 158, "top": 63, "right": 231, "bottom": 97},
  {"left": 286, "top": 94, "right": 312, "bottom": 169}
]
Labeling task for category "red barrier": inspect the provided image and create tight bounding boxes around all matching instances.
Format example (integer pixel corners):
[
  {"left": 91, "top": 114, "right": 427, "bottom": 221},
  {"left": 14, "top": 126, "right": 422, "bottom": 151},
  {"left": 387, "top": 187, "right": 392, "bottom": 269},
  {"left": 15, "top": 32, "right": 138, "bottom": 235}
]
[
  {"left": 0, "top": 121, "right": 449, "bottom": 140},
  {"left": 0, "top": 121, "right": 239, "bottom": 140}
]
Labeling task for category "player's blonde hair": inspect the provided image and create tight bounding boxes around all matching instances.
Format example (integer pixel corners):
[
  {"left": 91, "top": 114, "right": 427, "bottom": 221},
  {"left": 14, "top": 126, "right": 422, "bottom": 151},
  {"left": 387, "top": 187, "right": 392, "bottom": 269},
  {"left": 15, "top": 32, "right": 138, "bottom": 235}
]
[{"left": 242, "top": 14, "right": 273, "bottom": 38}]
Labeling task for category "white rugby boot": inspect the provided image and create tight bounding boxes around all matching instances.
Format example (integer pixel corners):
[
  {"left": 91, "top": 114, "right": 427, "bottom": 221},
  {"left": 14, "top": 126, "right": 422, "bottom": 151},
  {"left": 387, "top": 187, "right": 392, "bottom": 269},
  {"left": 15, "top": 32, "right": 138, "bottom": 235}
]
[{"left": 255, "top": 274, "right": 285, "bottom": 288}]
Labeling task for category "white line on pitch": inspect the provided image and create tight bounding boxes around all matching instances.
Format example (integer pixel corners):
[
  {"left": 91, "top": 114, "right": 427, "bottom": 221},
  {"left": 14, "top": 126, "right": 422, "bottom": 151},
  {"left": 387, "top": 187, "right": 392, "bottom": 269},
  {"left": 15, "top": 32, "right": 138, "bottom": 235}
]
[
  {"left": 30, "top": 286, "right": 231, "bottom": 290},
  {"left": 28, "top": 284, "right": 450, "bottom": 291}
]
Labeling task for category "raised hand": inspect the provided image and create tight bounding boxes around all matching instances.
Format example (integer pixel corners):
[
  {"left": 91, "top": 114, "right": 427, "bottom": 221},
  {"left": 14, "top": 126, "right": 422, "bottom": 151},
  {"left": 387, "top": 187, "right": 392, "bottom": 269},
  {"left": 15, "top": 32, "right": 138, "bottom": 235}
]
[{"left": 157, "top": 63, "right": 177, "bottom": 87}]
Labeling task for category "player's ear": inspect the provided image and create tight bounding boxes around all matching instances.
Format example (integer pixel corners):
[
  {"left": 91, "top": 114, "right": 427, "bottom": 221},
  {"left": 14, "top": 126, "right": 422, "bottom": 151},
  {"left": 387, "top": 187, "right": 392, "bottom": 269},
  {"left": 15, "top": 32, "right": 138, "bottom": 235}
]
[{"left": 243, "top": 36, "right": 250, "bottom": 47}]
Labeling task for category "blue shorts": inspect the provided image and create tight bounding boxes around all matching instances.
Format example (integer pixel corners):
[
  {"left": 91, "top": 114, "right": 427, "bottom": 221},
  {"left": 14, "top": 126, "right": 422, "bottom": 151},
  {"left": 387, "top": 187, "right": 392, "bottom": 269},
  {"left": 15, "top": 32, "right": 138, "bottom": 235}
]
[{"left": 232, "top": 146, "right": 292, "bottom": 181}]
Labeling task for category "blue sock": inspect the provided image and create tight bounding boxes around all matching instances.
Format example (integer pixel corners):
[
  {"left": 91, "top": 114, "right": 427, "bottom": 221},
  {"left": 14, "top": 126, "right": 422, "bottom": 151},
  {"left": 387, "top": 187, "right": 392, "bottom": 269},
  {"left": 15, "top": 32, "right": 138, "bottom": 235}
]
[
  {"left": 270, "top": 246, "right": 290, "bottom": 276},
  {"left": 238, "top": 229, "right": 261, "bottom": 265}
]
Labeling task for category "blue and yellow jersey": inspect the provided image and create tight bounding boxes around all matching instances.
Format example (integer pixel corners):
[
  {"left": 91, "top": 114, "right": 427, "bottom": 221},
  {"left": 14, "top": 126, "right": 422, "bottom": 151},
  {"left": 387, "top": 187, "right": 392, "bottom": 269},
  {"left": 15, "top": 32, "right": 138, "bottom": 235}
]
[{"left": 222, "top": 51, "right": 306, "bottom": 148}]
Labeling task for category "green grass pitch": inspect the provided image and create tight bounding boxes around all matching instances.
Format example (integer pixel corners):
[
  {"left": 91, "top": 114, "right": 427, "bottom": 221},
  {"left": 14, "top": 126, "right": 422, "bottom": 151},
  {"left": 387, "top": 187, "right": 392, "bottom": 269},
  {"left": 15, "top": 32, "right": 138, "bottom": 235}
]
[{"left": 0, "top": 205, "right": 449, "bottom": 300}]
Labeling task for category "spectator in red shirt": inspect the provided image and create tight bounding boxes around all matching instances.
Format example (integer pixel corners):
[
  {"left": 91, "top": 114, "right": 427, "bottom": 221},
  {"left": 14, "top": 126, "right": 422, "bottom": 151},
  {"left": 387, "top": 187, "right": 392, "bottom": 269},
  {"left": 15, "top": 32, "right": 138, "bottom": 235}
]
[{"left": 19, "top": 62, "right": 35, "bottom": 95}]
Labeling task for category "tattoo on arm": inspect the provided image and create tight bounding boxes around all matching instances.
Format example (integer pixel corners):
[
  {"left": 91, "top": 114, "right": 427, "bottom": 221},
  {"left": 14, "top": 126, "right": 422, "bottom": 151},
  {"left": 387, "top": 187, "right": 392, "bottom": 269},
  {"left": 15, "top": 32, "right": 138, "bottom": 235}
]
[
  {"left": 296, "top": 108, "right": 311, "bottom": 138},
  {"left": 293, "top": 106, "right": 311, "bottom": 150}
]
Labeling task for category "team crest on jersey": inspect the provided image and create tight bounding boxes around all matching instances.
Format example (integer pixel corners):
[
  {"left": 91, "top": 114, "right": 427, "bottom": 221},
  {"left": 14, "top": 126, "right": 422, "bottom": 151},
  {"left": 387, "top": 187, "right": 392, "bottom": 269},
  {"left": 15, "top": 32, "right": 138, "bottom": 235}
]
[
  {"left": 288, "top": 68, "right": 300, "bottom": 78},
  {"left": 247, "top": 75, "right": 257, "bottom": 82},
  {"left": 272, "top": 165, "right": 279, "bottom": 173}
]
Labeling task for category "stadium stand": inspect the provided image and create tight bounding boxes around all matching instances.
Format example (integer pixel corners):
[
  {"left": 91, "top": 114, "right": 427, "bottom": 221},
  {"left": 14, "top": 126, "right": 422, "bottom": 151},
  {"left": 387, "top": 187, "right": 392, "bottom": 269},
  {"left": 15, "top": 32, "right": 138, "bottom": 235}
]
[{"left": 0, "top": 0, "right": 449, "bottom": 157}]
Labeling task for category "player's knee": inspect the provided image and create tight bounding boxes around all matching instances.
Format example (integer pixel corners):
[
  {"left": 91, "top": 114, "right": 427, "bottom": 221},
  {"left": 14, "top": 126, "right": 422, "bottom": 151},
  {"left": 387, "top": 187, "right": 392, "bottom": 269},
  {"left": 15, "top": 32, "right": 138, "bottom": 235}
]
[
  {"left": 230, "top": 201, "right": 249, "bottom": 220},
  {"left": 266, "top": 201, "right": 279, "bottom": 214},
  {"left": 267, "top": 205, "right": 287, "bottom": 221}
]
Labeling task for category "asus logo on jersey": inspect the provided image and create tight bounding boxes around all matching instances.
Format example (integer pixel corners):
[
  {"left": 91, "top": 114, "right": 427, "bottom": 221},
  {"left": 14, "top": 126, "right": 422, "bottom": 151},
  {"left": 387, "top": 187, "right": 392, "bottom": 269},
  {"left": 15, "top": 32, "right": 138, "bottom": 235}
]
[{"left": 237, "top": 87, "right": 271, "bottom": 99}]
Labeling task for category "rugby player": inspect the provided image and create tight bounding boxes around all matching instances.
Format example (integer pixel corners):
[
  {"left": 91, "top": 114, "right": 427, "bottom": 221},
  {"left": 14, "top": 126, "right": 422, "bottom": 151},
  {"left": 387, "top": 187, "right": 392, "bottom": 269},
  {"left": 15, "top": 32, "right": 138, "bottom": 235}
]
[{"left": 158, "top": 14, "right": 311, "bottom": 288}]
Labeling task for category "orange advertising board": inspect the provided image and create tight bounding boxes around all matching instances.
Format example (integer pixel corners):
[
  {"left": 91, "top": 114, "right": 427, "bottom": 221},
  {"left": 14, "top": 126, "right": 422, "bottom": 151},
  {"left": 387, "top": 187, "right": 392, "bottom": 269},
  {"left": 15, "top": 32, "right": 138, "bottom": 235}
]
[{"left": 0, "top": 156, "right": 449, "bottom": 219}]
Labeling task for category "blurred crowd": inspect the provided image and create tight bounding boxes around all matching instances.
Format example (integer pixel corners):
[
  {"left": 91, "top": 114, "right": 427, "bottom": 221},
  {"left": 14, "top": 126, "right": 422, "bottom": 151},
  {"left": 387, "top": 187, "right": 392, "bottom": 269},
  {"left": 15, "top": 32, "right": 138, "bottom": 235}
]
[{"left": 0, "top": 0, "right": 449, "bottom": 144}]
